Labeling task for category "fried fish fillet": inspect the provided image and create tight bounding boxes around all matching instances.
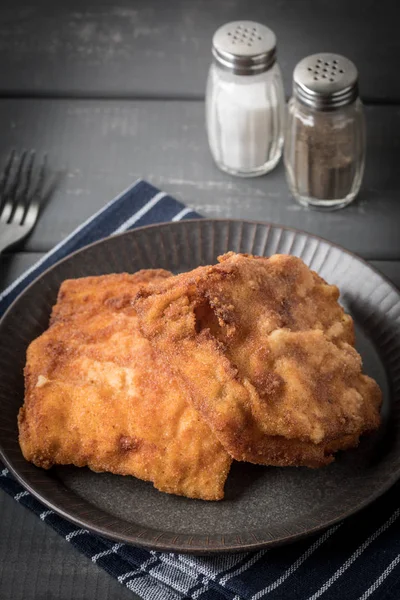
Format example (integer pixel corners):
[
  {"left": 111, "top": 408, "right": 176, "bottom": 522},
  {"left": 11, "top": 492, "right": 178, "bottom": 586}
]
[
  {"left": 19, "top": 272, "right": 232, "bottom": 500},
  {"left": 133, "top": 253, "right": 382, "bottom": 467}
]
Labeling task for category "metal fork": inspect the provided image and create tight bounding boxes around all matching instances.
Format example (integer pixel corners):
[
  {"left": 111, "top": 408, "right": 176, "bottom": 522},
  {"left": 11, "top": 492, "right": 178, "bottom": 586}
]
[{"left": 0, "top": 150, "right": 46, "bottom": 255}]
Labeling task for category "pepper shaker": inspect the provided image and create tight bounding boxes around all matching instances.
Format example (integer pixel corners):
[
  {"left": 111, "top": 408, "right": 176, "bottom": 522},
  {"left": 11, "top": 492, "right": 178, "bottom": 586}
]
[
  {"left": 206, "top": 21, "right": 285, "bottom": 177},
  {"left": 284, "top": 53, "right": 366, "bottom": 210}
]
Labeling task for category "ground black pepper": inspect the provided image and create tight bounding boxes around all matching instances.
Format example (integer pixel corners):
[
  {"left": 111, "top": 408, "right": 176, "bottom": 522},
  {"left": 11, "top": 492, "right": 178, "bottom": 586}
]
[
  {"left": 286, "top": 101, "right": 364, "bottom": 202},
  {"left": 285, "top": 53, "right": 365, "bottom": 209}
]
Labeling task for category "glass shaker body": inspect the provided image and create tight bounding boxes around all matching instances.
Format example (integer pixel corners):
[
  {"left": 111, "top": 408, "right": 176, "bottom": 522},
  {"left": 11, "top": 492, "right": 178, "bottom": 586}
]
[
  {"left": 284, "top": 52, "right": 366, "bottom": 211},
  {"left": 206, "top": 61, "right": 285, "bottom": 177},
  {"left": 284, "top": 97, "right": 366, "bottom": 210}
]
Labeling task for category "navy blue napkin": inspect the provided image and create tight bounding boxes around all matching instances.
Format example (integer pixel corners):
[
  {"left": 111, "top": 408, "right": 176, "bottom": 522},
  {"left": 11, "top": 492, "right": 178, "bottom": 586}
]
[{"left": 1, "top": 179, "right": 400, "bottom": 600}]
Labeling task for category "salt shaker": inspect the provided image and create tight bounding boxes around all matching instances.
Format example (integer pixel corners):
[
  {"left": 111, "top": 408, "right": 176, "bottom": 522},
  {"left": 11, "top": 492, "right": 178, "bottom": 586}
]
[
  {"left": 206, "top": 21, "right": 285, "bottom": 177},
  {"left": 284, "top": 53, "right": 366, "bottom": 210}
]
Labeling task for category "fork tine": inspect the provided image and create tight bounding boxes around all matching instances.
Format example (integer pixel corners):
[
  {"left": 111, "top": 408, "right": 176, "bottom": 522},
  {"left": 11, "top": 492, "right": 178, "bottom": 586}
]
[
  {"left": 19, "top": 150, "right": 35, "bottom": 202},
  {"left": 32, "top": 153, "right": 47, "bottom": 200},
  {"left": 0, "top": 201, "right": 14, "bottom": 224},
  {"left": 20, "top": 153, "right": 47, "bottom": 227},
  {"left": 2, "top": 150, "right": 28, "bottom": 223},
  {"left": 12, "top": 151, "right": 35, "bottom": 225},
  {"left": 0, "top": 150, "right": 16, "bottom": 214},
  {"left": 23, "top": 200, "right": 40, "bottom": 229}
]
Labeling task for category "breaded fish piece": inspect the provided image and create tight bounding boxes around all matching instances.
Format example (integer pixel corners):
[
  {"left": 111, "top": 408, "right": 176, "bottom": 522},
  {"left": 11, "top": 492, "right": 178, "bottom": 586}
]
[
  {"left": 133, "top": 253, "right": 381, "bottom": 467},
  {"left": 19, "top": 272, "right": 232, "bottom": 501}
]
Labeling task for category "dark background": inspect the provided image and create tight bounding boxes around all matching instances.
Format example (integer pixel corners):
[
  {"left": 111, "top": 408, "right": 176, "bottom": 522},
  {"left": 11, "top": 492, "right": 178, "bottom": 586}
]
[{"left": 1, "top": 1, "right": 399, "bottom": 599}]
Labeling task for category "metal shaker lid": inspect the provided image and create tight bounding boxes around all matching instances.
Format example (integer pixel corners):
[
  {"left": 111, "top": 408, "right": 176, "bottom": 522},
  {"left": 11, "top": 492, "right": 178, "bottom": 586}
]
[
  {"left": 212, "top": 21, "right": 277, "bottom": 75},
  {"left": 293, "top": 53, "right": 359, "bottom": 110}
]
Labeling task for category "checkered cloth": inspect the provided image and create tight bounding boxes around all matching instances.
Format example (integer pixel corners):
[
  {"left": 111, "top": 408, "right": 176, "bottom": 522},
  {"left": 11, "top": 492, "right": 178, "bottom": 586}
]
[{"left": 1, "top": 180, "right": 400, "bottom": 600}]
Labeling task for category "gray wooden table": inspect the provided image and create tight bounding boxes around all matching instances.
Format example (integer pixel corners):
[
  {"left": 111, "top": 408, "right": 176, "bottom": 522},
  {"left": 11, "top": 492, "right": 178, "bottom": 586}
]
[{"left": 1, "top": 1, "right": 399, "bottom": 599}]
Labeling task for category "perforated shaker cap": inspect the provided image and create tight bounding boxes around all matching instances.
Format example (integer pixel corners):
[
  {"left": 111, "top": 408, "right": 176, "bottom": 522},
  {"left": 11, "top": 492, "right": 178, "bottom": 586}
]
[
  {"left": 212, "top": 21, "right": 277, "bottom": 75},
  {"left": 293, "top": 53, "right": 359, "bottom": 110}
]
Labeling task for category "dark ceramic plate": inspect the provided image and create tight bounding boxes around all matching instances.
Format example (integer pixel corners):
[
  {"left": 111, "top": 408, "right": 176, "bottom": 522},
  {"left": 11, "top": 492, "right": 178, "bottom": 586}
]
[{"left": 1, "top": 219, "right": 400, "bottom": 554}]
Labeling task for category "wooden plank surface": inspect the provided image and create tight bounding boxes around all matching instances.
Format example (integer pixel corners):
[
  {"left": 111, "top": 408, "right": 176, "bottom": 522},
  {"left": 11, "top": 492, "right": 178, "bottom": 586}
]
[
  {"left": 0, "top": 0, "right": 398, "bottom": 101},
  {"left": 0, "top": 99, "right": 398, "bottom": 259}
]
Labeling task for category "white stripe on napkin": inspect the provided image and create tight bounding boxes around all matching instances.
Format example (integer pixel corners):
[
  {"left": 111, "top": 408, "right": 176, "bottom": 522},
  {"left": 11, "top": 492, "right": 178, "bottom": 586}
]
[
  {"left": 307, "top": 508, "right": 400, "bottom": 600},
  {"left": 172, "top": 207, "right": 193, "bottom": 221},
  {"left": 249, "top": 524, "right": 341, "bottom": 600},
  {"left": 65, "top": 528, "right": 90, "bottom": 542},
  {"left": 14, "top": 491, "right": 29, "bottom": 501},
  {"left": 219, "top": 549, "right": 266, "bottom": 585},
  {"left": 178, "top": 552, "right": 248, "bottom": 594},
  {"left": 358, "top": 553, "right": 400, "bottom": 600},
  {"left": 40, "top": 510, "right": 54, "bottom": 521},
  {"left": 92, "top": 543, "right": 124, "bottom": 563},
  {"left": 113, "top": 191, "right": 167, "bottom": 234},
  {"left": 118, "top": 556, "right": 159, "bottom": 584}
]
